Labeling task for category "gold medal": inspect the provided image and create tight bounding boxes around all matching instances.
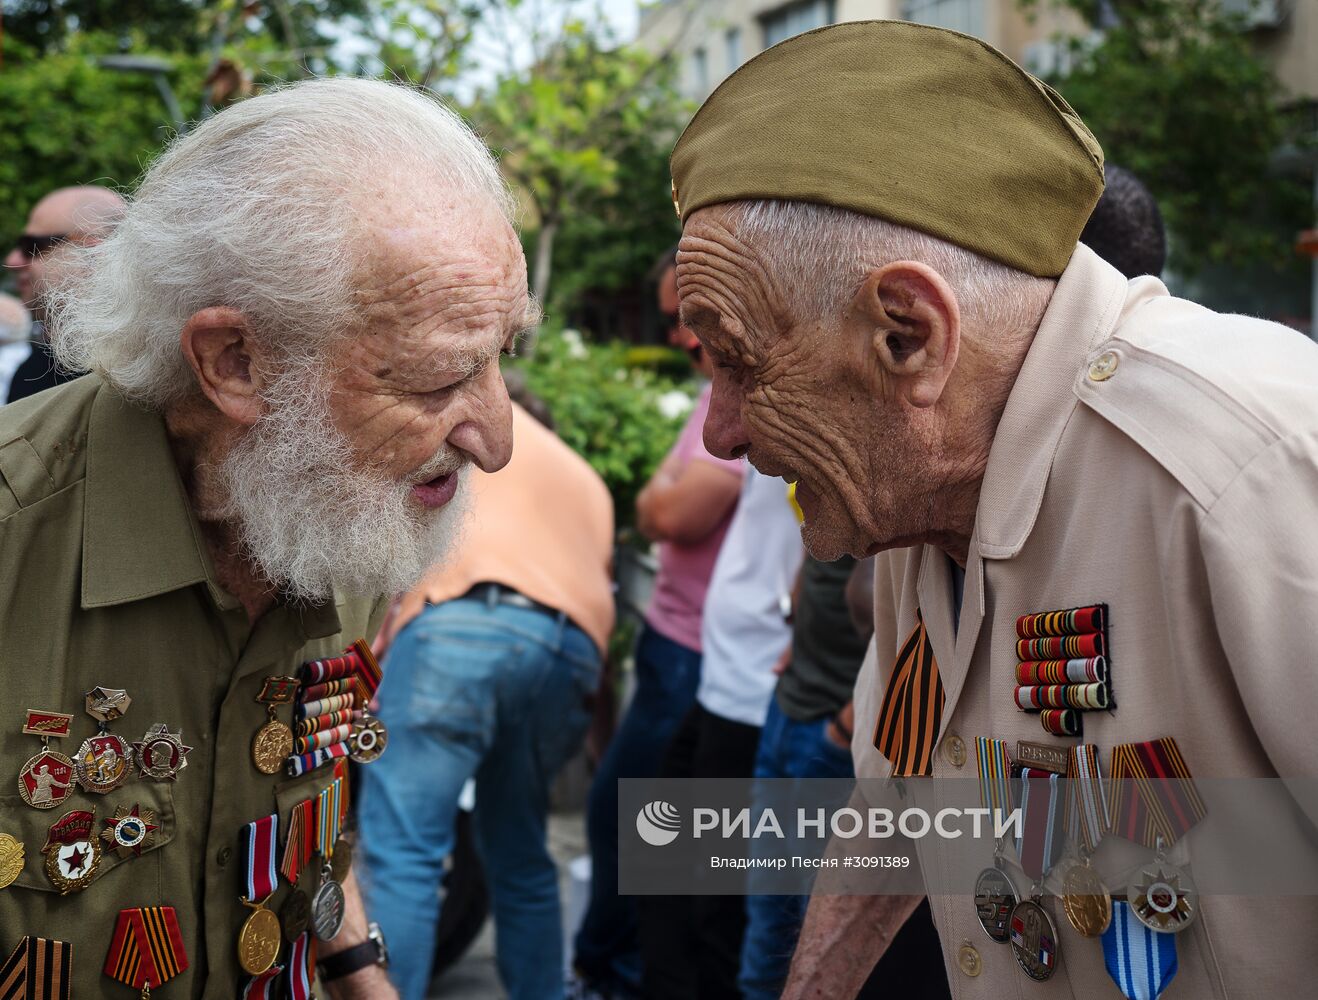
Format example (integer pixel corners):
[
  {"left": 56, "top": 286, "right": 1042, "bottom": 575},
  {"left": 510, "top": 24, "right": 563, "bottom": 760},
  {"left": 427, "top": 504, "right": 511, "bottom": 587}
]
[
  {"left": 17, "top": 710, "right": 76, "bottom": 810},
  {"left": 253, "top": 676, "right": 299, "bottom": 774},
  {"left": 237, "top": 900, "right": 282, "bottom": 974},
  {"left": 0, "top": 834, "right": 24, "bottom": 889},
  {"left": 1062, "top": 860, "right": 1112, "bottom": 936},
  {"left": 330, "top": 837, "right": 353, "bottom": 884},
  {"left": 281, "top": 886, "right": 312, "bottom": 942}
]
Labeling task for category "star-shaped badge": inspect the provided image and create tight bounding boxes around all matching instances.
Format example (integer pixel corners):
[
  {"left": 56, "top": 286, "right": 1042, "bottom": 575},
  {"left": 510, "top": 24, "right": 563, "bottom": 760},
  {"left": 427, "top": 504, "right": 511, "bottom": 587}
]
[
  {"left": 101, "top": 804, "right": 160, "bottom": 859},
  {"left": 65, "top": 844, "right": 89, "bottom": 874},
  {"left": 133, "top": 723, "right": 193, "bottom": 781}
]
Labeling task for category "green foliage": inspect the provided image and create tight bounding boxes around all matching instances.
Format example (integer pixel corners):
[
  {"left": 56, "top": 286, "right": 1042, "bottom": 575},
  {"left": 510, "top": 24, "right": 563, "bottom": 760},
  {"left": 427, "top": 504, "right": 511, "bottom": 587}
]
[
  {"left": 507, "top": 326, "right": 695, "bottom": 523},
  {"left": 0, "top": 34, "right": 208, "bottom": 254},
  {"left": 467, "top": 29, "right": 690, "bottom": 309},
  {"left": 1022, "top": 0, "right": 1309, "bottom": 275}
]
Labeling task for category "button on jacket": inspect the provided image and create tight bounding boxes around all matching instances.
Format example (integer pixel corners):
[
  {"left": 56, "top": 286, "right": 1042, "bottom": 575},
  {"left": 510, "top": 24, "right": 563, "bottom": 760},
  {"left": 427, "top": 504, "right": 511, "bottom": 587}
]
[
  {"left": 0, "top": 376, "right": 385, "bottom": 997},
  {"left": 852, "top": 246, "right": 1318, "bottom": 997}
]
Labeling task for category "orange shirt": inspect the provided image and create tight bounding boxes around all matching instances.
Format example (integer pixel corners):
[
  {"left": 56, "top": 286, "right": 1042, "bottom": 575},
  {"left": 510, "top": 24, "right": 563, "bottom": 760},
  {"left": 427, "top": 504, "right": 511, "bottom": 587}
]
[{"left": 388, "top": 403, "right": 616, "bottom": 654}]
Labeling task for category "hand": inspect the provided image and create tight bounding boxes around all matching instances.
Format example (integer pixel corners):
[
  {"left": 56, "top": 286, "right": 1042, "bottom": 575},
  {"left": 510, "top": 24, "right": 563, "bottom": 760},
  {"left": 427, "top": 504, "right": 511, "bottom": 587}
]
[
  {"left": 321, "top": 871, "right": 398, "bottom": 999},
  {"left": 773, "top": 645, "right": 793, "bottom": 676},
  {"left": 825, "top": 701, "right": 854, "bottom": 749}
]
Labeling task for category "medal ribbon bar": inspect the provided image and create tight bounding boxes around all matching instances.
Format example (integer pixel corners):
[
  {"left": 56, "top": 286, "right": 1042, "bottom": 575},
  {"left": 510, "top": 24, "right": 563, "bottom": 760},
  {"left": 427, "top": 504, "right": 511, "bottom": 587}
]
[
  {"left": 243, "top": 814, "right": 279, "bottom": 903},
  {"left": 287, "top": 741, "right": 349, "bottom": 778},
  {"left": 1064, "top": 744, "right": 1111, "bottom": 854},
  {"left": 1016, "top": 767, "right": 1066, "bottom": 880},
  {"left": 281, "top": 798, "right": 315, "bottom": 887}
]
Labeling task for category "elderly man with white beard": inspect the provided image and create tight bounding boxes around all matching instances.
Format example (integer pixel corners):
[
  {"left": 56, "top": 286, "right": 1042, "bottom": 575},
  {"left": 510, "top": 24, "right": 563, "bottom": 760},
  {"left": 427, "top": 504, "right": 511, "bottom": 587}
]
[{"left": 0, "top": 78, "right": 531, "bottom": 999}]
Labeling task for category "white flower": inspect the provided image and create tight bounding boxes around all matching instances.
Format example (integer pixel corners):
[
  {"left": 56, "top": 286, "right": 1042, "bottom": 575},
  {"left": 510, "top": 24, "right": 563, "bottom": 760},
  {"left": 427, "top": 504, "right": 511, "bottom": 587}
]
[
  {"left": 657, "top": 389, "right": 695, "bottom": 419},
  {"left": 560, "top": 328, "right": 588, "bottom": 360}
]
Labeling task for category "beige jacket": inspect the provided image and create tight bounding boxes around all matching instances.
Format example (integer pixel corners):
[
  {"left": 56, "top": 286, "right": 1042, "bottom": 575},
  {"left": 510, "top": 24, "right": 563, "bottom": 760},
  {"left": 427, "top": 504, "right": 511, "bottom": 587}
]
[{"left": 852, "top": 245, "right": 1318, "bottom": 998}]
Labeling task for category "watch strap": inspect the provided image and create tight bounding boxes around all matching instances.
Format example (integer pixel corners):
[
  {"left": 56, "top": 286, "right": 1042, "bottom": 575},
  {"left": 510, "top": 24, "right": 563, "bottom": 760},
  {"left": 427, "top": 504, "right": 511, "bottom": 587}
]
[{"left": 317, "top": 937, "right": 380, "bottom": 982}]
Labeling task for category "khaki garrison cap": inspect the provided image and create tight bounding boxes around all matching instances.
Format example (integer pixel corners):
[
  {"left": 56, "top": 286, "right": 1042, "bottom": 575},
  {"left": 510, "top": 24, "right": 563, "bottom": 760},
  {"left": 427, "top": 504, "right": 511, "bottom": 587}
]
[{"left": 670, "top": 20, "right": 1105, "bottom": 278}]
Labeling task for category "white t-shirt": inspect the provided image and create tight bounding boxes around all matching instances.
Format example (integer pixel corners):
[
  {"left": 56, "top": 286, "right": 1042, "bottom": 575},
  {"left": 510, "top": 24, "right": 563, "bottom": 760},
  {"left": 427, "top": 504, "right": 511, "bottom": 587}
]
[
  {"left": 697, "top": 465, "right": 804, "bottom": 727},
  {"left": 0, "top": 342, "right": 31, "bottom": 405}
]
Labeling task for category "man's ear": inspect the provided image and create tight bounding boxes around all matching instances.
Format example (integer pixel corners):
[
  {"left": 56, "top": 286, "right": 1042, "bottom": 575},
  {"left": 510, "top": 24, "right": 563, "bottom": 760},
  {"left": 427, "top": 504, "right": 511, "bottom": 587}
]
[
  {"left": 179, "top": 307, "right": 265, "bottom": 426},
  {"left": 851, "top": 261, "right": 960, "bottom": 409}
]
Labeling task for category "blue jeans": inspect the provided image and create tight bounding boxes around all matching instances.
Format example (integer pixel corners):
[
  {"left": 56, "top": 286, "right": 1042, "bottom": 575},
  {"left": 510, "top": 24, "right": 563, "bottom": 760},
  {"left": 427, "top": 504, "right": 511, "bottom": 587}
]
[
  {"left": 573, "top": 623, "right": 701, "bottom": 992},
  {"left": 738, "top": 698, "right": 855, "bottom": 1000},
  {"left": 357, "top": 595, "right": 600, "bottom": 1000}
]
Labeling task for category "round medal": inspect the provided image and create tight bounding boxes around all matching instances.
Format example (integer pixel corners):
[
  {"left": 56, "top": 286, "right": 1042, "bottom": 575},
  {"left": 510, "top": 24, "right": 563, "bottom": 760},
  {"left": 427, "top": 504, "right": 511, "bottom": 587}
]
[
  {"left": 1009, "top": 898, "right": 1060, "bottom": 982},
  {"left": 100, "top": 804, "right": 159, "bottom": 859},
  {"left": 1062, "top": 862, "right": 1112, "bottom": 937},
  {"left": 312, "top": 877, "right": 346, "bottom": 941},
  {"left": 330, "top": 838, "right": 353, "bottom": 884},
  {"left": 350, "top": 717, "right": 388, "bottom": 764},
  {"left": 237, "top": 904, "right": 282, "bottom": 975},
  {"left": 0, "top": 834, "right": 25, "bottom": 889},
  {"left": 1128, "top": 862, "right": 1196, "bottom": 933},
  {"left": 973, "top": 866, "right": 1019, "bottom": 943},
  {"left": 73, "top": 734, "right": 134, "bottom": 794},
  {"left": 251, "top": 720, "right": 294, "bottom": 775},
  {"left": 17, "top": 750, "right": 76, "bottom": 809},
  {"left": 280, "top": 887, "right": 312, "bottom": 942}
]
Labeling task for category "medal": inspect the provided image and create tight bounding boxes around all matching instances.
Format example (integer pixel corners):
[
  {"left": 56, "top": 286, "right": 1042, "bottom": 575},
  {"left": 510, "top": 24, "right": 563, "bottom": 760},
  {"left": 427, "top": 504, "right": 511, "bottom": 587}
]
[
  {"left": 1061, "top": 861, "right": 1112, "bottom": 936},
  {"left": 1013, "top": 604, "right": 1113, "bottom": 737},
  {"left": 1060, "top": 742, "right": 1112, "bottom": 935},
  {"left": 18, "top": 709, "right": 77, "bottom": 809},
  {"left": 311, "top": 777, "right": 346, "bottom": 941},
  {"left": 1, "top": 936, "right": 73, "bottom": 1000},
  {"left": 350, "top": 714, "right": 388, "bottom": 764},
  {"left": 237, "top": 814, "right": 282, "bottom": 975},
  {"left": 75, "top": 688, "right": 135, "bottom": 794},
  {"left": 971, "top": 737, "right": 1018, "bottom": 943},
  {"left": 286, "top": 741, "right": 349, "bottom": 778},
  {"left": 101, "top": 804, "right": 160, "bottom": 859},
  {"left": 974, "top": 864, "right": 1019, "bottom": 943},
  {"left": 1127, "top": 839, "right": 1197, "bottom": 934},
  {"left": 330, "top": 835, "right": 353, "bottom": 883},
  {"left": 104, "top": 906, "right": 188, "bottom": 997},
  {"left": 41, "top": 808, "right": 101, "bottom": 894},
  {"left": 134, "top": 724, "right": 192, "bottom": 781},
  {"left": 280, "top": 888, "right": 312, "bottom": 942},
  {"left": 253, "top": 677, "right": 299, "bottom": 775},
  {"left": 0, "top": 832, "right": 25, "bottom": 889},
  {"left": 1009, "top": 895, "right": 1060, "bottom": 982},
  {"left": 1109, "top": 737, "right": 1205, "bottom": 850}
]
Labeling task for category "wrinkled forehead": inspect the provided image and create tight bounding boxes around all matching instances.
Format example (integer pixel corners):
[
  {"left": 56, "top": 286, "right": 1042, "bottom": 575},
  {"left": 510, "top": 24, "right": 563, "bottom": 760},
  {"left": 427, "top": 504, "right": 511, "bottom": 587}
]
[{"left": 675, "top": 204, "right": 784, "bottom": 343}]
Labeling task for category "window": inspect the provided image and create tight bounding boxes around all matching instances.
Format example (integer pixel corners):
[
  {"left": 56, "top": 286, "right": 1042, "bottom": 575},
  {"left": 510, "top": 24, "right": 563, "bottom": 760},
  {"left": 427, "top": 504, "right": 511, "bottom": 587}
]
[
  {"left": 761, "top": 0, "right": 836, "bottom": 49},
  {"left": 725, "top": 27, "right": 743, "bottom": 72},
  {"left": 691, "top": 47, "right": 709, "bottom": 94},
  {"left": 900, "top": 0, "right": 985, "bottom": 38}
]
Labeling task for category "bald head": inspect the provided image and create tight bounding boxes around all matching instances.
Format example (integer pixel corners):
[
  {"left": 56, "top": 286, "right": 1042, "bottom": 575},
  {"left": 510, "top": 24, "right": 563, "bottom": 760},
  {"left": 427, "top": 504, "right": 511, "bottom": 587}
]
[{"left": 5, "top": 185, "right": 125, "bottom": 320}]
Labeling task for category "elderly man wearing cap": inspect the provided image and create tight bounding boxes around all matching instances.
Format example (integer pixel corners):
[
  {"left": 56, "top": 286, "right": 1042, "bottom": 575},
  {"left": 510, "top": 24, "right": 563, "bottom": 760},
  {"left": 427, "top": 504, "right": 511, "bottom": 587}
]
[{"left": 670, "top": 20, "right": 1318, "bottom": 1000}]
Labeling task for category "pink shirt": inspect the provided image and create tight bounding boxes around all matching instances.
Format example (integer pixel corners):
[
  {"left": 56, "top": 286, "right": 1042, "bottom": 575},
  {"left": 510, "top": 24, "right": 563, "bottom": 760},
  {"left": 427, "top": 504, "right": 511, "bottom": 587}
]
[{"left": 644, "top": 384, "right": 744, "bottom": 651}]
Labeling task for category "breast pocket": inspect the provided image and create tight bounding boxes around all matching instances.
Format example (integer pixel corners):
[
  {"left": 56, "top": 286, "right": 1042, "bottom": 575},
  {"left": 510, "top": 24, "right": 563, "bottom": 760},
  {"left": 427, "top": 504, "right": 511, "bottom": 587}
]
[{"left": 1, "top": 780, "right": 176, "bottom": 894}]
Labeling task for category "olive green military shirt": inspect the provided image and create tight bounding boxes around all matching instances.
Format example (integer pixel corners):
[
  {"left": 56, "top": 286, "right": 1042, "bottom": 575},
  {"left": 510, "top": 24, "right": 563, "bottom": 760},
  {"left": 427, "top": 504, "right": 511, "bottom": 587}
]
[{"left": 0, "top": 376, "right": 386, "bottom": 997}]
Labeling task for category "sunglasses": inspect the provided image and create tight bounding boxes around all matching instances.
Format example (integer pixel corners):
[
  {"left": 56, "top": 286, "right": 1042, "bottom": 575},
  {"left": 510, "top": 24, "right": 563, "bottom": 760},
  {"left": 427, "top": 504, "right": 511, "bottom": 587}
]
[{"left": 13, "top": 234, "right": 71, "bottom": 259}]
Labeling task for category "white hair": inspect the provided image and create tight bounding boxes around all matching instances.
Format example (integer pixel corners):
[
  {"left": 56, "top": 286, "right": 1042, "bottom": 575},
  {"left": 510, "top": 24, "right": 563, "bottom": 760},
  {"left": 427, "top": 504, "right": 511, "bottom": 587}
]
[
  {"left": 730, "top": 200, "right": 1054, "bottom": 335},
  {"left": 48, "top": 77, "right": 514, "bottom": 409}
]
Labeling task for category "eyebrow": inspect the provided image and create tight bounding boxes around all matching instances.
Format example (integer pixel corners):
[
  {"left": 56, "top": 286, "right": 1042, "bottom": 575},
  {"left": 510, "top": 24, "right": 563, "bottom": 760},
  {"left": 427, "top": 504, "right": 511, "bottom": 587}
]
[{"left": 680, "top": 304, "right": 720, "bottom": 333}]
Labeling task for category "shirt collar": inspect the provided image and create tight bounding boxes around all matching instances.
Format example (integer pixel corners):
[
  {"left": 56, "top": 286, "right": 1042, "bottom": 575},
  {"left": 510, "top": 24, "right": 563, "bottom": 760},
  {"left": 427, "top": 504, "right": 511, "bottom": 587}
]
[
  {"left": 81, "top": 384, "right": 237, "bottom": 610},
  {"left": 974, "top": 244, "right": 1137, "bottom": 560}
]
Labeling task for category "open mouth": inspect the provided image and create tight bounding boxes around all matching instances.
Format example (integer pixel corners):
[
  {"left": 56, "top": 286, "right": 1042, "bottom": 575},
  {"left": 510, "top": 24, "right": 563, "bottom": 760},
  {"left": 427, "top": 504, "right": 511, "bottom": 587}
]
[{"left": 409, "top": 471, "right": 459, "bottom": 509}]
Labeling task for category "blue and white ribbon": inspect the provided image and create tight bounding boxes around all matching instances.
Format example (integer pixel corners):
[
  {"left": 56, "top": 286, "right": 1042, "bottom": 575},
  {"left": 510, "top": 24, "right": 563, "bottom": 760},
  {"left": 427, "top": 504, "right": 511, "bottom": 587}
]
[{"left": 1102, "top": 901, "right": 1178, "bottom": 1000}]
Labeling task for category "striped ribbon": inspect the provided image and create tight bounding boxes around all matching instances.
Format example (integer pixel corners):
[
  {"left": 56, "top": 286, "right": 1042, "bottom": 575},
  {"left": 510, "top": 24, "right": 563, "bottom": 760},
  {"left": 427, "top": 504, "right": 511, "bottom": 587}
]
[
  {"left": 974, "top": 738, "right": 1013, "bottom": 825},
  {"left": 1, "top": 937, "right": 71, "bottom": 1000},
  {"left": 300, "top": 650, "right": 363, "bottom": 685},
  {"left": 335, "top": 759, "right": 351, "bottom": 825},
  {"left": 316, "top": 778, "right": 343, "bottom": 858},
  {"left": 1102, "top": 902, "right": 1178, "bottom": 999},
  {"left": 281, "top": 798, "right": 315, "bottom": 886},
  {"left": 1016, "top": 606, "right": 1105, "bottom": 638},
  {"left": 1015, "top": 657, "right": 1106, "bottom": 685},
  {"left": 294, "top": 723, "right": 353, "bottom": 756},
  {"left": 1016, "top": 767, "right": 1065, "bottom": 880},
  {"left": 873, "top": 612, "right": 944, "bottom": 778},
  {"left": 242, "top": 814, "right": 279, "bottom": 902},
  {"left": 286, "top": 932, "right": 316, "bottom": 1000},
  {"left": 1065, "top": 744, "right": 1110, "bottom": 853},
  {"left": 1040, "top": 709, "right": 1081, "bottom": 737},
  {"left": 296, "top": 693, "right": 355, "bottom": 722},
  {"left": 1015, "top": 683, "right": 1109, "bottom": 711},
  {"left": 286, "top": 741, "right": 349, "bottom": 777},
  {"left": 239, "top": 965, "right": 284, "bottom": 1000},
  {"left": 299, "top": 678, "right": 355, "bottom": 704},
  {"left": 1109, "top": 737, "right": 1206, "bottom": 849},
  {"left": 296, "top": 709, "right": 361, "bottom": 739},
  {"left": 1016, "top": 633, "right": 1104, "bottom": 661},
  {"left": 351, "top": 638, "right": 383, "bottom": 701},
  {"left": 103, "top": 907, "right": 188, "bottom": 991}
]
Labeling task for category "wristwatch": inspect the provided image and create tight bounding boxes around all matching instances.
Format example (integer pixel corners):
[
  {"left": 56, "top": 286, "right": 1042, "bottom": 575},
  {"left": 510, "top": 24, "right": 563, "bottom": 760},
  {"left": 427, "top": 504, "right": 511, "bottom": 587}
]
[{"left": 318, "top": 921, "right": 389, "bottom": 982}]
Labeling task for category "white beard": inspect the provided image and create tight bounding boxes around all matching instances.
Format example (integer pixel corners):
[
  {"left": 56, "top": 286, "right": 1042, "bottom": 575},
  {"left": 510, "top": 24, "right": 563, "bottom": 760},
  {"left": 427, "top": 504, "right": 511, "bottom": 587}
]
[{"left": 216, "top": 379, "right": 470, "bottom": 603}]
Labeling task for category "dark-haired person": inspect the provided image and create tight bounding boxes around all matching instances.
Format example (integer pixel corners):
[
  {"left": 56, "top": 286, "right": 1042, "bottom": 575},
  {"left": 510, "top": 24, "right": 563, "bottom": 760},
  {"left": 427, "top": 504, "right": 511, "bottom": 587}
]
[{"left": 1080, "top": 163, "right": 1167, "bottom": 279}]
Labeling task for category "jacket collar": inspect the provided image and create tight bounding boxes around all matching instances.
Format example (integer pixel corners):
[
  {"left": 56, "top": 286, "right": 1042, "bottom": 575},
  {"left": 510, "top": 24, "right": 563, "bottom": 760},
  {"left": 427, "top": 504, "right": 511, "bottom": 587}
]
[{"left": 81, "top": 384, "right": 237, "bottom": 611}]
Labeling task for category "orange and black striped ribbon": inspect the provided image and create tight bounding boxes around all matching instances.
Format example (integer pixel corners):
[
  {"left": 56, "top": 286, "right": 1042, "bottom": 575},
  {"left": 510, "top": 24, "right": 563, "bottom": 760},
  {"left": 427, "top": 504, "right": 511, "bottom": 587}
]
[
  {"left": 281, "top": 797, "right": 315, "bottom": 886},
  {"left": 1, "top": 937, "right": 71, "bottom": 1000},
  {"left": 1108, "top": 737, "right": 1206, "bottom": 849},
  {"left": 873, "top": 611, "right": 944, "bottom": 777},
  {"left": 103, "top": 906, "right": 188, "bottom": 991}
]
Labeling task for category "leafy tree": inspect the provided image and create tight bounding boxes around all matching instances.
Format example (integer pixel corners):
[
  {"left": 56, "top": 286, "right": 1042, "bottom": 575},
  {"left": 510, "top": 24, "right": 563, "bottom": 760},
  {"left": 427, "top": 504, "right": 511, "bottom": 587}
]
[
  {"left": 1022, "top": 0, "right": 1309, "bottom": 275},
  {"left": 466, "top": 23, "right": 689, "bottom": 319}
]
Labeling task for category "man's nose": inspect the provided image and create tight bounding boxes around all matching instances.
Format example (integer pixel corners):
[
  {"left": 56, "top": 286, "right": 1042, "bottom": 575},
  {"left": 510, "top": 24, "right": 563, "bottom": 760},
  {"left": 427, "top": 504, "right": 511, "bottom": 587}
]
[
  {"left": 3, "top": 247, "right": 26, "bottom": 271},
  {"left": 448, "top": 365, "right": 514, "bottom": 474},
  {"left": 702, "top": 378, "right": 750, "bottom": 461}
]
